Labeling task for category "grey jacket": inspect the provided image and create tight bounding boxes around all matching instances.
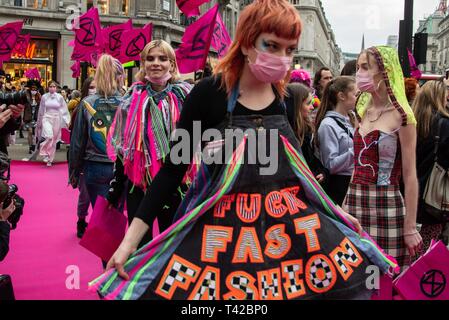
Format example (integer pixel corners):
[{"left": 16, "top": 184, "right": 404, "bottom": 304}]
[
  {"left": 69, "top": 93, "right": 122, "bottom": 177},
  {"left": 317, "top": 111, "right": 354, "bottom": 176}
]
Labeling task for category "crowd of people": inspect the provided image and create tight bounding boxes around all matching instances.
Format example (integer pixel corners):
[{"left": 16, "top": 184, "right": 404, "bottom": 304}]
[{"left": 1, "top": 0, "right": 448, "bottom": 300}]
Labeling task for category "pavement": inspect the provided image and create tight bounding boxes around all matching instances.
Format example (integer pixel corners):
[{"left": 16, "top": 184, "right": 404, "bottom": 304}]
[{"left": 7, "top": 134, "right": 69, "bottom": 163}]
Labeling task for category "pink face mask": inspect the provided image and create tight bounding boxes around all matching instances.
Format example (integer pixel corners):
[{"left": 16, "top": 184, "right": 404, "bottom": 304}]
[
  {"left": 248, "top": 48, "right": 292, "bottom": 83},
  {"left": 145, "top": 71, "right": 172, "bottom": 86},
  {"left": 49, "top": 87, "right": 57, "bottom": 94},
  {"left": 356, "top": 71, "right": 378, "bottom": 93}
]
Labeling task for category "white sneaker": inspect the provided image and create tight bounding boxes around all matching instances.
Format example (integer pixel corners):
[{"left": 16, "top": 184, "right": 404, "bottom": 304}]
[
  {"left": 43, "top": 156, "right": 49, "bottom": 163},
  {"left": 47, "top": 162, "right": 52, "bottom": 167}
]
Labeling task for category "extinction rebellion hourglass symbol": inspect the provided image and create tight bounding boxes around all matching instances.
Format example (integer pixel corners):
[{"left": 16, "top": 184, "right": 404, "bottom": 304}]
[
  {"left": 0, "top": 28, "right": 18, "bottom": 55},
  {"left": 76, "top": 17, "right": 96, "bottom": 46},
  {"left": 420, "top": 270, "right": 446, "bottom": 298}
]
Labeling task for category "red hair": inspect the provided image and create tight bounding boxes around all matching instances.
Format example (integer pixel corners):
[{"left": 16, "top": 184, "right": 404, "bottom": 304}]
[
  {"left": 214, "top": 0, "right": 302, "bottom": 97},
  {"left": 404, "top": 77, "right": 419, "bottom": 102}
]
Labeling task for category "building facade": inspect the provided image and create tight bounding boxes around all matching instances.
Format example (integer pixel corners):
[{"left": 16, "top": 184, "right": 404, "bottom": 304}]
[
  {"left": 417, "top": 12, "right": 443, "bottom": 74},
  {"left": 387, "top": 35, "right": 399, "bottom": 50},
  {"left": 290, "top": 0, "right": 341, "bottom": 77},
  {"left": 0, "top": 0, "right": 241, "bottom": 89},
  {"left": 436, "top": 12, "right": 449, "bottom": 74}
]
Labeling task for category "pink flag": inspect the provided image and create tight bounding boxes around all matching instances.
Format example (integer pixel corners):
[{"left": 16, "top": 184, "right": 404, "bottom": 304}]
[
  {"left": 120, "top": 23, "right": 152, "bottom": 63},
  {"left": 12, "top": 34, "right": 31, "bottom": 57},
  {"left": 25, "top": 68, "right": 41, "bottom": 80},
  {"left": 0, "top": 21, "right": 23, "bottom": 62},
  {"left": 176, "top": 0, "right": 210, "bottom": 17},
  {"left": 176, "top": 5, "right": 218, "bottom": 74},
  {"left": 72, "top": 7, "right": 104, "bottom": 57},
  {"left": 71, "top": 60, "right": 81, "bottom": 78},
  {"left": 407, "top": 48, "right": 422, "bottom": 80},
  {"left": 68, "top": 39, "right": 75, "bottom": 47},
  {"left": 211, "top": 11, "right": 231, "bottom": 58},
  {"left": 102, "top": 19, "right": 133, "bottom": 60}
]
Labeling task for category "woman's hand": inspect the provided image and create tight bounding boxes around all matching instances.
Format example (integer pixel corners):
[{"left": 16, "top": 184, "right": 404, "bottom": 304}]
[
  {"left": 315, "top": 173, "right": 324, "bottom": 183},
  {"left": 9, "top": 104, "right": 25, "bottom": 119},
  {"left": 404, "top": 229, "right": 423, "bottom": 257},
  {"left": 336, "top": 205, "right": 363, "bottom": 236},
  {"left": 106, "top": 242, "right": 137, "bottom": 280}
]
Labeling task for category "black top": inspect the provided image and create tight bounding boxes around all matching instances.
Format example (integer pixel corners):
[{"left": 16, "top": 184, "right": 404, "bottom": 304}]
[
  {"left": 0, "top": 221, "right": 10, "bottom": 261},
  {"left": 416, "top": 113, "right": 449, "bottom": 224},
  {"left": 135, "top": 76, "right": 292, "bottom": 224}
]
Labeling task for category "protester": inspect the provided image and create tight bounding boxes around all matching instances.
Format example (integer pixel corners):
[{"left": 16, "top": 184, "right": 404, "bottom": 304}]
[
  {"left": 313, "top": 67, "right": 333, "bottom": 100},
  {"left": 404, "top": 77, "right": 420, "bottom": 106},
  {"left": 341, "top": 59, "right": 357, "bottom": 76},
  {"left": 69, "top": 55, "right": 125, "bottom": 239},
  {"left": 36, "top": 81, "right": 70, "bottom": 166},
  {"left": 286, "top": 82, "right": 328, "bottom": 185},
  {"left": 67, "top": 90, "right": 81, "bottom": 116},
  {"left": 23, "top": 80, "right": 42, "bottom": 154},
  {"left": 93, "top": 0, "right": 395, "bottom": 301},
  {"left": 413, "top": 80, "right": 449, "bottom": 252},
  {"left": 67, "top": 78, "right": 95, "bottom": 238},
  {"left": 344, "top": 46, "right": 423, "bottom": 269},
  {"left": 106, "top": 40, "right": 192, "bottom": 247},
  {"left": 315, "top": 76, "right": 357, "bottom": 206}
]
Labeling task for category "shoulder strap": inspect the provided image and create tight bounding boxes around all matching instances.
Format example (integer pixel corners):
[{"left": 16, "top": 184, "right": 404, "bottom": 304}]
[
  {"left": 433, "top": 117, "right": 444, "bottom": 162},
  {"left": 328, "top": 116, "right": 354, "bottom": 139}
]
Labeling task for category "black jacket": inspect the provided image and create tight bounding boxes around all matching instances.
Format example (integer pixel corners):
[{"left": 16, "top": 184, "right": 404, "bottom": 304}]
[
  {"left": 0, "top": 221, "right": 10, "bottom": 261},
  {"left": 416, "top": 113, "right": 449, "bottom": 224}
]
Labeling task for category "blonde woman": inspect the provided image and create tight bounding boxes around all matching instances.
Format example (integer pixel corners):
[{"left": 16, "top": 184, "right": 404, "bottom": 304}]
[
  {"left": 106, "top": 40, "right": 192, "bottom": 247},
  {"left": 69, "top": 54, "right": 125, "bottom": 238},
  {"left": 36, "top": 81, "right": 70, "bottom": 166},
  {"left": 413, "top": 80, "right": 449, "bottom": 252}
]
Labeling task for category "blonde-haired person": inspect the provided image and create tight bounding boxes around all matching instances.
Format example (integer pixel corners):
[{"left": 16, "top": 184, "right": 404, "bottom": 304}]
[
  {"left": 36, "top": 80, "right": 70, "bottom": 166},
  {"left": 69, "top": 54, "right": 125, "bottom": 240},
  {"left": 414, "top": 80, "right": 449, "bottom": 253},
  {"left": 106, "top": 39, "right": 192, "bottom": 248},
  {"left": 95, "top": 0, "right": 394, "bottom": 301}
]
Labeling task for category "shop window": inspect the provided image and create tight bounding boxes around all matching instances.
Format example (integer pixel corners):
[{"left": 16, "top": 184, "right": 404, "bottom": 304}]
[
  {"left": 27, "top": 0, "right": 48, "bottom": 9},
  {"left": 98, "top": 0, "right": 108, "bottom": 14},
  {"left": 96, "top": 0, "right": 129, "bottom": 15}
]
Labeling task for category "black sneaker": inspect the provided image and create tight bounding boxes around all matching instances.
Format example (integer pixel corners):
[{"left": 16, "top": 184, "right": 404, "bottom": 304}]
[{"left": 77, "top": 219, "right": 88, "bottom": 238}]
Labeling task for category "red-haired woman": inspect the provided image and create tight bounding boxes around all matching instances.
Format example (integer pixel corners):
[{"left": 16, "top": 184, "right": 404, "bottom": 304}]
[{"left": 92, "top": 0, "right": 396, "bottom": 300}]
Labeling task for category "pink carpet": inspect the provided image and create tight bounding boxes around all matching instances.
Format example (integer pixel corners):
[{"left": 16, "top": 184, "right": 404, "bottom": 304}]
[{"left": 0, "top": 161, "right": 103, "bottom": 300}]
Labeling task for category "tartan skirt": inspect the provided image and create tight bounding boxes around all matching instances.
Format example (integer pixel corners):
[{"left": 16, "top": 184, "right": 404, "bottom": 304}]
[{"left": 345, "top": 183, "right": 409, "bottom": 268}]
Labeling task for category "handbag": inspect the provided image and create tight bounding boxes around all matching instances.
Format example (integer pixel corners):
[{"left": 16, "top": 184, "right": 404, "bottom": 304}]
[
  {"left": 423, "top": 118, "right": 449, "bottom": 222},
  {"left": 79, "top": 196, "right": 127, "bottom": 262},
  {"left": 0, "top": 274, "right": 15, "bottom": 301},
  {"left": 393, "top": 240, "right": 449, "bottom": 300}
]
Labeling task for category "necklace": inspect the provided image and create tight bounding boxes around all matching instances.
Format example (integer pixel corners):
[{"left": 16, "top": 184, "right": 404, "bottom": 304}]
[{"left": 367, "top": 102, "right": 392, "bottom": 123}]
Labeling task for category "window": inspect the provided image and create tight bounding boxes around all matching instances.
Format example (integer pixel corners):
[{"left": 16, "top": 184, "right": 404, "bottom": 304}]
[
  {"left": 98, "top": 0, "right": 108, "bottom": 14},
  {"left": 162, "top": 0, "right": 170, "bottom": 12},
  {"left": 27, "top": 0, "right": 48, "bottom": 9}
]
